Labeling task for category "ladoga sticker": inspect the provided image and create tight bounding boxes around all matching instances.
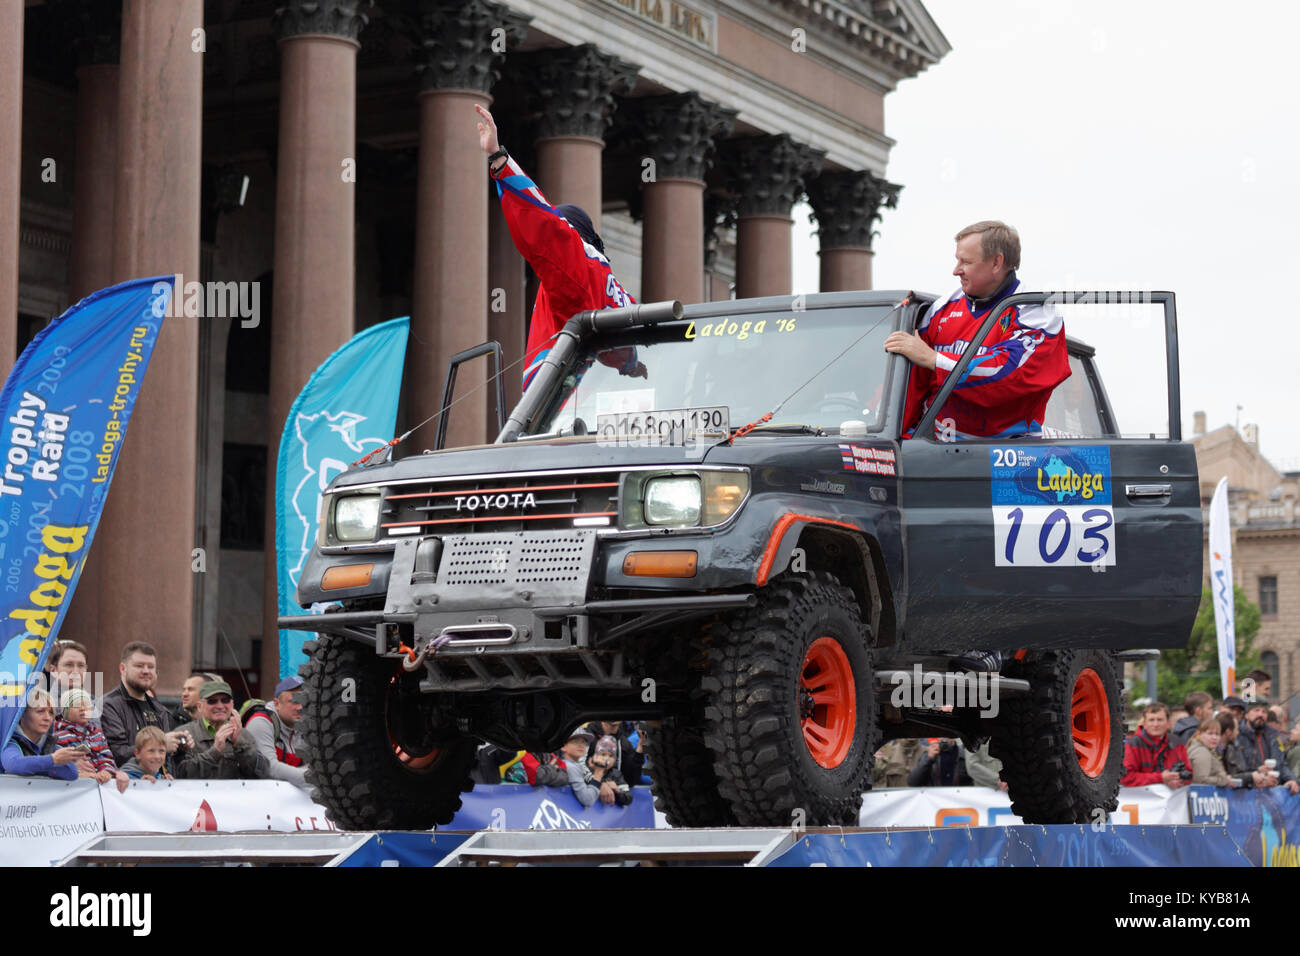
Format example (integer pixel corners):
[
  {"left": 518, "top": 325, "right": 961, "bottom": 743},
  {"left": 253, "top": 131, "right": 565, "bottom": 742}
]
[{"left": 989, "top": 445, "right": 1115, "bottom": 568}]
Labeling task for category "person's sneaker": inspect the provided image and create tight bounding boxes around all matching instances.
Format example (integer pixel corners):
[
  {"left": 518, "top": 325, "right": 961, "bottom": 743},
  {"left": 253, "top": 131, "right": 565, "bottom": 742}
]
[{"left": 948, "top": 649, "right": 1003, "bottom": 673}]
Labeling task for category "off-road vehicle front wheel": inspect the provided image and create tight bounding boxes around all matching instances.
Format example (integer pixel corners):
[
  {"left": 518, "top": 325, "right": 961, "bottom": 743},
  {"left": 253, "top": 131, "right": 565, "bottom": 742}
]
[
  {"left": 298, "top": 633, "right": 476, "bottom": 830},
  {"left": 701, "top": 572, "right": 877, "bottom": 826},
  {"left": 991, "top": 648, "right": 1124, "bottom": 824}
]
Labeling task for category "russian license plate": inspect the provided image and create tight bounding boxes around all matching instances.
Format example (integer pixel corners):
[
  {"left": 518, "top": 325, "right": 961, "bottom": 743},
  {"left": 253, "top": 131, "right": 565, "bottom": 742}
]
[{"left": 596, "top": 406, "right": 730, "bottom": 446}]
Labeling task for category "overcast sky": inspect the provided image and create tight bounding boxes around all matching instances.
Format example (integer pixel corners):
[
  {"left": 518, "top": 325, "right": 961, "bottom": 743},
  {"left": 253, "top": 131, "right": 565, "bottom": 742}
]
[{"left": 793, "top": 0, "right": 1300, "bottom": 471}]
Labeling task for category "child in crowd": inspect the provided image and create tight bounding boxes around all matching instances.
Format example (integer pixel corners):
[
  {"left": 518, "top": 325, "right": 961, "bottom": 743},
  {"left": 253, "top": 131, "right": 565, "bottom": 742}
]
[
  {"left": 568, "top": 735, "right": 633, "bottom": 808},
  {"left": 52, "top": 688, "right": 117, "bottom": 784},
  {"left": 114, "top": 726, "right": 174, "bottom": 791}
]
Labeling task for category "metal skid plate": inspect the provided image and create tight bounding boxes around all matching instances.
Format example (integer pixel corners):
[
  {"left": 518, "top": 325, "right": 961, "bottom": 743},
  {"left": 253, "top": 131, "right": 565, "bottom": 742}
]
[{"left": 387, "top": 529, "right": 597, "bottom": 620}]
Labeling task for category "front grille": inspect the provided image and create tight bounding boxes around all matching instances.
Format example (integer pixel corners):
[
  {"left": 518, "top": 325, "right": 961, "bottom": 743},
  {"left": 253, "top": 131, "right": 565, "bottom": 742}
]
[
  {"left": 439, "top": 532, "right": 593, "bottom": 588},
  {"left": 381, "top": 471, "right": 620, "bottom": 537}
]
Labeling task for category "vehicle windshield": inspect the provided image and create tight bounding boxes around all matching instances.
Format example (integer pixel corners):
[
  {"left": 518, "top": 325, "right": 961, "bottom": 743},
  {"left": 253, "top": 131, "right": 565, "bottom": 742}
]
[{"left": 527, "top": 304, "right": 899, "bottom": 438}]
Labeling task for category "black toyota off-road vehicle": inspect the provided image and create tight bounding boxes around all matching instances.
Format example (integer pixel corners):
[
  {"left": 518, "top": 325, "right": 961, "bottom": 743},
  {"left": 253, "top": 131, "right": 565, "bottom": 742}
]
[{"left": 281, "top": 289, "right": 1202, "bottom": 829}]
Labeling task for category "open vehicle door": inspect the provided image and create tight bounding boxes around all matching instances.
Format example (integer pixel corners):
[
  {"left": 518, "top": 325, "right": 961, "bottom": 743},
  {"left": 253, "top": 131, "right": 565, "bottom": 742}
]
[{"left": 895, "top": 291, "right": 1201, "bottom": 651}]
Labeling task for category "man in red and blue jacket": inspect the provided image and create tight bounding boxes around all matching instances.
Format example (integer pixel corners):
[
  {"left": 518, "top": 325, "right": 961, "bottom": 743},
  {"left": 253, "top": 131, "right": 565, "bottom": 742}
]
[
  {"left": 1122, "top": 703, "right": 1191, "bottom": 788},
  {"left": 886, "top": 220, "right": 1070, "bottom": 439},
  {"left": 476, "top": 105, "right": 644, "bottom": 391}
]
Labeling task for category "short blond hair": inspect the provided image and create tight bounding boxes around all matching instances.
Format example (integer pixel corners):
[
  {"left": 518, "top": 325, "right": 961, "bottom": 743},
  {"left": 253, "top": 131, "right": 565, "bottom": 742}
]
[
  {"left": 134, "top": 726, "right": 166, "bottom": 750},
  {"left": 955, "top": 220, "right": 1020, "bottom": 270}
]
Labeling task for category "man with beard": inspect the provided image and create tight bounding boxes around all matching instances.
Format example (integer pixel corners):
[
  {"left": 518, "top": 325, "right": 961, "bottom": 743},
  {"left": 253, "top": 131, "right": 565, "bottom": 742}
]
[
  {"left": 1238, "top": 702, "right": 1299, "bottom": 794},
  {"left": 99, "top": 641, "right": 188, "bottom": 766}
]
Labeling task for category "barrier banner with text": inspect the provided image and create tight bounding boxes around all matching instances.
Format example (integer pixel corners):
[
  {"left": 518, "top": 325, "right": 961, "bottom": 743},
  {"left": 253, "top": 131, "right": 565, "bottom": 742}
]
[
  {"left": 1187, "top": 785, "right": 1300, "bottom": 867},
  {"left": 100, "top": 779, "right": 333, "bottom": 835},
  {"left": 449, "top": 784, "right": 655, "bottom": 831},
  {"left": 858, "top": 785, "right": 1189, "bottom": 828},
  {"left": 0, "top": 777, "right": 103, "bottom": 866}
]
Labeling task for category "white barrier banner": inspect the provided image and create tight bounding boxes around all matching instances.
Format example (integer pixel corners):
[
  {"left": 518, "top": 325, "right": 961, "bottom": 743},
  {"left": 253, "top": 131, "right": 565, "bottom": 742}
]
[
  {"left": 101, "top": 779, "right": 335, "bottom": 834},
  {"left": 858, "top": 785, "right": 1189, "bottom": 828},
  {"left": 0, "top": 776, "right": 104, "bottom": 866}
]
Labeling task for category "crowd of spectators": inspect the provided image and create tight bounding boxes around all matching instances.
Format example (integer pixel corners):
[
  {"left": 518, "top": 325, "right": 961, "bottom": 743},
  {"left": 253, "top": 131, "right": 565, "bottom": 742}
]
[
  {"left": 1121, "top": 692, "right": 1297, "bottom": 794},
  {"left": 7, "top": 640, "right": 1298, "bottom": 816},
  {"left": 0, "top": 639, "right": 311, "bottom": 792}
]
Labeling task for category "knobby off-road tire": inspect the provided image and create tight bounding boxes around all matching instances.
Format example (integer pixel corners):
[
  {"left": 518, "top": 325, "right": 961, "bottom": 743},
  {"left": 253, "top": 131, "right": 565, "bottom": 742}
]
[
  {"left": 702, "top": 572, "right": 877, "bottom": 827},
  {"left": 991, "top": 648, "right": 1124, "bottom": 825},
  {"left": 646, "top": 716, "right": 738, "bottom": 828},
  {"left": 298, "top": 633, "right": 476, "bottom": 830}
]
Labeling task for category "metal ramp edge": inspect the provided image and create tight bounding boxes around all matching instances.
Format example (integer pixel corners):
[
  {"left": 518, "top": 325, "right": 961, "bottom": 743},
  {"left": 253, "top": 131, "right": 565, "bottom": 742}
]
[
  {"left": 56, "top": 831, "right": 374, "bottom": 867},
  {"left": 435, "top": 827, "right": 799, "bottom": 866}
]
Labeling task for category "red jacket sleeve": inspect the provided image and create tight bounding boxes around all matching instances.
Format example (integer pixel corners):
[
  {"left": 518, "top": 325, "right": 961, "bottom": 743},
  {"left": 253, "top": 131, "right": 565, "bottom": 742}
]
[
  {"left": 929, "top": 305, "right": 1070, "bottom": 409},
  {"left": 1121, "top": 740, "right": 1164, "bottom": 787},
  {"left": 522, "top": 751, "right": 541, "bottom": 786},
  {"left": 491, "top": 156, "right": 597, "bottom": 323}
]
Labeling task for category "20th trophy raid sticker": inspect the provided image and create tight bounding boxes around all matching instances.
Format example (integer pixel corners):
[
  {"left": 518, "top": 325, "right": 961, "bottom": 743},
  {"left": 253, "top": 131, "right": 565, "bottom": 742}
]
[{"left": 990, "top": 445, "right": 1116, "bottom": 568}]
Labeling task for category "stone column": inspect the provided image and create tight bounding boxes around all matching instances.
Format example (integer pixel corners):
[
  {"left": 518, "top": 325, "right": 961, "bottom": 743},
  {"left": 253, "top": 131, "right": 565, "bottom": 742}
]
[
  {"left": 261, "top": 0, "right": 370, "bottom": 688},
  {"left": 723, "top": 135, "right": 823, "bottom": 299},
  {"left": 521, "top": 45, "right": 636, "bottom": 230},
  {"left": 635, "top": 93, "right": 734, "bottom": 304},
  {"left": 0, "top": 0, "right": 21, "bottom": 377},
  {"left": 94, "top": 0, "right": 203, "bottom": 694},
  {"left": 51, "top": 0, "right": 121, "bottom": 672},
  {"left": 406, "top": 0, "right": 527, "bottom": 450},
  {"left": 64, "top": 0, "right": 123, "bottom": 301},
  {"left": 806, "top": 169, "right": 901, "bottom": 292}
]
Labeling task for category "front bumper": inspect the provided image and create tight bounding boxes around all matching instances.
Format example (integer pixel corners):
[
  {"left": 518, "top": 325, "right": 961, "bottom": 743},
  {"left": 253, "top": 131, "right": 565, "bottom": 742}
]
[{"left": 279, "top": 528, "right": 755, "bottom": 692}]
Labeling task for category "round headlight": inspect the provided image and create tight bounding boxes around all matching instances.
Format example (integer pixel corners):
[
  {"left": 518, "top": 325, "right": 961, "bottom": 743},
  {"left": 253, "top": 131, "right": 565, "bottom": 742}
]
[
  {"left": 644, "top": 476, "right": 701, "bottom": 527},
  {"left": 335, "top": 495, "right": 382, "bottom": 542}
]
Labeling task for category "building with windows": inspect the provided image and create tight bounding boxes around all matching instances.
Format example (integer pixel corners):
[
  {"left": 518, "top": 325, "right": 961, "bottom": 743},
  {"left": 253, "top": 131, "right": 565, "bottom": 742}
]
[
  {"left": 2, "top": 0, "right": 949, "bottom": 693},
  {"left": 1192, "top": 411, "right": 1300, "bottom": 708}
]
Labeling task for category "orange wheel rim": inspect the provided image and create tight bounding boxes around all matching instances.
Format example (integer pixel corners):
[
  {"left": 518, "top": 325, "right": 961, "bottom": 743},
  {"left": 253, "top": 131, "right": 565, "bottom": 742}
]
[
  {"left": 799, "top": 638, "right": 857, "bottom": 769},
  {"left": 1072, "top": 668, "right": 1110, "bottom": 778}
]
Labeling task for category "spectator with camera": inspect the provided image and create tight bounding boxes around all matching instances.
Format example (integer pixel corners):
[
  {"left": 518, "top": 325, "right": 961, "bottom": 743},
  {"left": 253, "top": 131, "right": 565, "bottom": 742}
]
[
  {"left": 568, "top": 735, "right": 634, "bottom": 807},
  {"left": 0, "top": 690, "right": 95, "bottom": 780},
  {"left": 174, "top": 679, "right": 268, "bottom": 780},
  {"left": 1121, "top": 702, "right": 1191, "bottom": 789},
  {"left": 907, "top": 738, "right": 971, "bottom": 786},
  {"left": 1217, "top": 712, "right": 1267, "bottom": 788}
]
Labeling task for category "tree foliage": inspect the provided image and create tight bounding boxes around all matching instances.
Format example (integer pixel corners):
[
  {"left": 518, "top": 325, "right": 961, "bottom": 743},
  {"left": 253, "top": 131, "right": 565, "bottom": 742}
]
[{"left": 1131, "top": 585, "right": 1261, "bottom": 705}]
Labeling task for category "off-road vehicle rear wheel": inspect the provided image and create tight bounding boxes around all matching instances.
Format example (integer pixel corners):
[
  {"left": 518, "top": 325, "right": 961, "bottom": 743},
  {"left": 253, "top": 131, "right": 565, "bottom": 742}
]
[
  {"left": 702, "top": 572, "right": 877, "bottom": 827},
  {"left": 991, "top": 648, "right": 1123, "bottom": 824},
  {"left": 299, "top": 633, "right": 476, "bottom": 830}
]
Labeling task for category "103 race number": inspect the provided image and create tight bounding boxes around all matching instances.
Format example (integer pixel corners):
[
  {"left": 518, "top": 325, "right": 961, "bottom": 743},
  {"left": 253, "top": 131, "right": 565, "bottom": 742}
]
[{"left": 992, "top": 504, "right": 1116, "bottom": 568}]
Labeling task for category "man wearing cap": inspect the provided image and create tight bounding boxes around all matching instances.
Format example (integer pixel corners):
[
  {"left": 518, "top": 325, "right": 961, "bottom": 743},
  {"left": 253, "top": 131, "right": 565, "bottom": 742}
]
[
  {"left": 174, "top": 680, "right": 269, "bottom": 780},
  {"left": 515, "top": 726, "right": 594, "bottom": 788},
  {"left": 242, "top": 676, "right": 309, "bottom": 790},
  {"left": 1237, "top": 702, "right": 1299, "bottom": 794}
]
